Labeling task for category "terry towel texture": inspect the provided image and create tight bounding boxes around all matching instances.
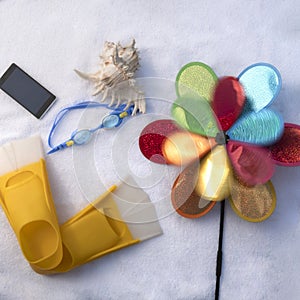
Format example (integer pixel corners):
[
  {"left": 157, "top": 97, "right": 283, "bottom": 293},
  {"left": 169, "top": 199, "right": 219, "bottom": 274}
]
[{"left": 0, "top": 0, "right": 300, "bottom": 299}]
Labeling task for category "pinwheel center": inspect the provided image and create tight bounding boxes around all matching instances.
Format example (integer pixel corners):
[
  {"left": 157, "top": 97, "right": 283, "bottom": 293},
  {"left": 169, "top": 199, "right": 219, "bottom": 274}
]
[{"left": 215, "top": 131, "right": 229, "bottom": 145}]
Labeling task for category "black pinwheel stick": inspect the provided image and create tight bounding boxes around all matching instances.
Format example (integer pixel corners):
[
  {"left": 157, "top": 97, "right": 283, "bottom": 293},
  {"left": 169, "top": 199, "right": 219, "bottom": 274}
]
[{"left": 215, "top": 200, "right": 225, "bottom": 300}]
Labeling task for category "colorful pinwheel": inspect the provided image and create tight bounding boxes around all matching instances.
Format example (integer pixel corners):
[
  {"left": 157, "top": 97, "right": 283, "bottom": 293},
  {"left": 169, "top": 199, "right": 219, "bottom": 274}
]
[{"left": 139, "top": 62, "right": 300, "bottom": 222}]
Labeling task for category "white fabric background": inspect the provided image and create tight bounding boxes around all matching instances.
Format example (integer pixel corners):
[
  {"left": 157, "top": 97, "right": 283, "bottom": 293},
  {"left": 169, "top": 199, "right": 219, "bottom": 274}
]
[{"left": 0, "top": 1, "right": 300, "bottom": 299}]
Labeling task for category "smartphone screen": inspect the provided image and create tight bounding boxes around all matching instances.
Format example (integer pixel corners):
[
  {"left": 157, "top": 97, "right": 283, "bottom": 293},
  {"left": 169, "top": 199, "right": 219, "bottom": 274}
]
[{"left": 0, "top": 63, "right": 56, "bottom": 119}]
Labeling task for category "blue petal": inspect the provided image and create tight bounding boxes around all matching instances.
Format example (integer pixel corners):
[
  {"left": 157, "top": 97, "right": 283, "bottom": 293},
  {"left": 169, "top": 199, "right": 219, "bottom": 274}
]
[
  {"left": 227, "top": 109, "right": 284, "bottom": 146},
  {"left": 238, "top": 63, "right": 282, "bottom": 112}
]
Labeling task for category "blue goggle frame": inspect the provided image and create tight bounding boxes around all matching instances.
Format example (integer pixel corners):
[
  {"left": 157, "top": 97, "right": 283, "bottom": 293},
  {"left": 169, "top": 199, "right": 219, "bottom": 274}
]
[{"left": 47, "top": 101, "right": 134, "bottom": 154}]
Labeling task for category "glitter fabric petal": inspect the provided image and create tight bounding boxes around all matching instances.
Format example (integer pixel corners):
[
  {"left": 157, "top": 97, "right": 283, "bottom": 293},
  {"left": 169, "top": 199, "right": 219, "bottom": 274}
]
[
  {"left": 227, "top": 109, "right": 284, "bottom": 146},
  {"left": 172, "top": 96, "right": 219, "bottom": 137},
  {"left": 176, "top": 62, "right": 218, "bottom": 101},
  {"left": 212, "top": 77, "right": 245, "bottom": 131},
  {"left": 229, "top": 176, "right": 276, "bottom": 222},
  {"left": 162, "top": 131, "right": 216, "bottom": 166},
  {"left": 171, "top": 161, "right": 216, "bottom": 218},
  {"left": 238, "top": 63, "right": 281, "bottom": 112},
  {"left": 269, "top": 123, "right": 300, "bottom": 166},
  {"left": 139, "top": 119, "right": 180, "bottom": 164},
  {"left": 227, "top": 141, "right": 275, "bottom": 186},
  {"left": 139, "top": 61, "right": 297, "bottom": 223},
  {"left": 195, "top": 146, "right": 232, "bottom": 201}
]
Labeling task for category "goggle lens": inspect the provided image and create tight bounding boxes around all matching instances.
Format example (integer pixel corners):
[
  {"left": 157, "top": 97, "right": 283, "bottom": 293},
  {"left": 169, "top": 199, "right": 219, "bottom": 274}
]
[
  {"left": 73, "top": 130, "right": 92, "bottom": 145},
  {"left": 102, "top": 114, "right": 120, "bottom": 128}
]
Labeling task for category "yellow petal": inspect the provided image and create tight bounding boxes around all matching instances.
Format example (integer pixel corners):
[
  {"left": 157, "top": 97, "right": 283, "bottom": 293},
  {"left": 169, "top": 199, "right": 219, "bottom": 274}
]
[
  {"left": 162, "top": 131, "right": 215, "bottom": 166},
  {"left": 195, "top": 146, "right": 232, "bottom": 201},
  {"left": 229, "top": 177, "right": 276, "bottom": 222}
]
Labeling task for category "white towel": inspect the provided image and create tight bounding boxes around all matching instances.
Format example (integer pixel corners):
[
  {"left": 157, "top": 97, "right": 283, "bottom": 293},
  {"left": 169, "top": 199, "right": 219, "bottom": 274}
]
[{"left": 0, "top": 1, "right": 300, "bottom": 299}]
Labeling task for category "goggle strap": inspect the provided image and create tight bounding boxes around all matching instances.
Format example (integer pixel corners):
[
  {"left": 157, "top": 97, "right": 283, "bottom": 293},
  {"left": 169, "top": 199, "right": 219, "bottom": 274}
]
[
  {"left": 48, "top": 139, "right": 75, "bottom": 154},
  {"left": 47, "top": 101, "right": 135, "bottom": 154},
  {"left": 48, "top": 101, "right": 111, "bottom": 149}
]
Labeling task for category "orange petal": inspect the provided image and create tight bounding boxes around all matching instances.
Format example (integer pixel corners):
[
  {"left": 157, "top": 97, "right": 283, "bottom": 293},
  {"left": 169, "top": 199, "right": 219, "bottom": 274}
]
[
  {"left": 162, "top": 131, "right": 216, "bottom": 166},
  {"left": 171, "top": 162, "right": 216, "bottom": 218}
]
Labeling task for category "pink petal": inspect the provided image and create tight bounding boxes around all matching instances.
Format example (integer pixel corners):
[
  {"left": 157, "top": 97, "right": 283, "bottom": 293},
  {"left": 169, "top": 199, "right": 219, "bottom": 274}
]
[
  {"left": 212, "top": 77, "right": 245, "bottom": 131},
  {"left": 227, "top": 140, "right": 275, "bottom": 186},
  {"left": 269, "top": 123, "right": 300, "bottom": 166}
]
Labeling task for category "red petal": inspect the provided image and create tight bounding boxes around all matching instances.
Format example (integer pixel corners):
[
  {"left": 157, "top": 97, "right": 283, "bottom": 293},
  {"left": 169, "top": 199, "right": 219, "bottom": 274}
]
[
  {"left": 139, "top": 119, "right": 180, "bottom": 164},
  {"left": 212, "top": 77, "right": 245, "bottom": 131},
  {"left": 269, "top": 123, "right": 300, "bottom": 166},
  {"left": 227, "top": 141, "right": 275, "bottom": 186}
]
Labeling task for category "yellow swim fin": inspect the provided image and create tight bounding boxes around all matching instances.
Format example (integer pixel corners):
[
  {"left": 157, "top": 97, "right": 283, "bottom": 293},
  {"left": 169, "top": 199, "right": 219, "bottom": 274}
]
[
  {"left": 0, "top": 136, "right": 63, "bottom": 270},
  {"left": 0, "top": 136, "right": 162, "bottom": 274},
  {"left": 32, "top": 176, "right": 162, "bottom": 274}
]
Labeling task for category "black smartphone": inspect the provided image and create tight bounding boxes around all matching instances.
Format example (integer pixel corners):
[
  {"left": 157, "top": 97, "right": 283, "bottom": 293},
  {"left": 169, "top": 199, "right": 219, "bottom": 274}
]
[{"left": 0, "top": 63, "right": 56, "bottom": 119}]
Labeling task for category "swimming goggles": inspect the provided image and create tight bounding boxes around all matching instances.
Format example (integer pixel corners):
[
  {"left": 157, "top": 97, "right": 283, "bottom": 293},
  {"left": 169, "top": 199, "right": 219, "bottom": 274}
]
[{"left": 47, "top": 101, "right": 134, "bottom": 154}]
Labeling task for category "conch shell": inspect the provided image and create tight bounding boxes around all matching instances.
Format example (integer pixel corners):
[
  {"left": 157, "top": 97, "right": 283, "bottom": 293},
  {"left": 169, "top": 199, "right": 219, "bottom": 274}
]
[{"left": 75, "top": 39, "right": 145, "bottom": 115}]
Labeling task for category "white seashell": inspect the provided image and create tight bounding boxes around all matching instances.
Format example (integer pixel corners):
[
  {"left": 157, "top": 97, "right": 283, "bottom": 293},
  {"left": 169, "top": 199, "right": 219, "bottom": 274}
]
[{"left": 74, "top": 39, "right": 145, "bottom": 115}]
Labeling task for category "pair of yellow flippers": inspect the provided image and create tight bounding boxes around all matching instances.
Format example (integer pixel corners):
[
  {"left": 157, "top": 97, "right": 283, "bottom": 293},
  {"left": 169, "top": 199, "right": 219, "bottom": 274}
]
[{"left": 0, "top": 136, "right": 162, "bottom": 274}]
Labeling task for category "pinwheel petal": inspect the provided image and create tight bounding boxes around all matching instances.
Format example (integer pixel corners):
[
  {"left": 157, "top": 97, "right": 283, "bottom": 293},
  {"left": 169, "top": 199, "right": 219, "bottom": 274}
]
[
  {"left": 269, "top": 123, "right": 300, "bottom": 166},
  {"left": 172, "top": 96, "right": 219, "bottom": 137},
  {"left": 195, "top": 146, "right": 232, "bottom": 201},
  {"left": 162, "top": 131, "right": 216, "bottom": 166},
  {"left": 139, "top": 119, "right": 180, "bottom": 164},
  {"left": 227, "top": 141, "right": 275, "bottom": 186},
  {"left": 171, "top": 162, "right": 216, "bottom": 218},
  {"left": 229, "top": 176, "right": 276, "bottom": 222},
  {"left": 176, "top": 62, "right": 218, "bottom": 101},
  {"left": 238, "top": 63, "right": 281, "bottom": 112},
  {"left": 227, "top": 109, "right": 284, "bottom": 146},
  {"left": 212, "top": 77, "right": 245, "bottom": 131}
]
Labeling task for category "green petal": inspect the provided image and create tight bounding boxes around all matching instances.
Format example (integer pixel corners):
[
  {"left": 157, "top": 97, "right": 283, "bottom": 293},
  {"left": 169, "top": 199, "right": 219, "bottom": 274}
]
[
  {"left": 172, "top": 96, "right": 219, "bottom": 137},
  {"left": 176, "top": 62, "right": 218, "bottom": 102}
]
